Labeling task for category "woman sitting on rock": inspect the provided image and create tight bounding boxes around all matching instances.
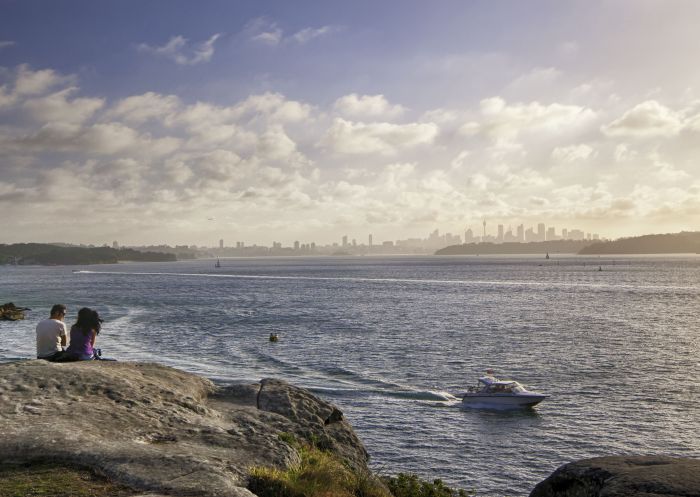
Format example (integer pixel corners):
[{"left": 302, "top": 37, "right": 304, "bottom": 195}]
[{"left": 61, "top": 307, "right": 103, "bottom": 361}]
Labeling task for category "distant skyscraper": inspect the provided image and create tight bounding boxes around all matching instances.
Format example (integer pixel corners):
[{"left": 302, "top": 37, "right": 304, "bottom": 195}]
[
  {"left": 497, "top": 224, "right": 504, "bottom": 242},
  {"left": 112, "top": 240, "right": 118, "bottom": 249},
  {"left": 369, "top": 234, "right": 373, "bottom": 247},
  {"left": 465, "top": 228, "right": 473, "bottom": 243},
  {"left": 537, "top": 223, "right": 545, "bottom": 241},
  {"left": 562, "top": 228, "right": 568, "bottom": 240},
  {"left": 483, "top": 220, "right": 486, "bottom": 239},
  {"left": 517, "top": 224, "right": 524, "bottom": 242},
  {"left": 294, "top": 240, "right": 300, "bottom": 250},
  {"left": 342, "top": 235, "right": 348, "bottom": 247},
  {"left": 219, "top": 239, "right": 224, "bottom": 249},
  {"left": 546, "top": 226, "right": 556, "bottom": 241}
]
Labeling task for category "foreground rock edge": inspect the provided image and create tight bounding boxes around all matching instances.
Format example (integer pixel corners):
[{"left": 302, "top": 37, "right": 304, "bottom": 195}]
[
  {"left": 0, "top": 360, "right": 368, "bottom": 497},
  {"left": 529, "top": 455, "right": 700, "bottom": 497}
]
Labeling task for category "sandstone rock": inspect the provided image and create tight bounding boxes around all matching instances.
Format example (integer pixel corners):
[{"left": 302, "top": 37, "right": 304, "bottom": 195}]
[
  {"left": 0, "top": 360, "right": 370, "bottom": 497},
  {"left": 529, "top": 456, "right": 700, "bottom": 497},
  {"left": 0, "top": 302, "right": 29, "bottom": 321}
]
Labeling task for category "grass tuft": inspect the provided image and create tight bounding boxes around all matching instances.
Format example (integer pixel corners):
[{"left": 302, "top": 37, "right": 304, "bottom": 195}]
[
  {"left": 0, "top": 462, "right": 136, "bottom": 497},
  {"left": 250, "top": 435, "right": 474, "bottom": 497},
  {"left": 249, "top": 436, "right": 390, "bottom": 497}
]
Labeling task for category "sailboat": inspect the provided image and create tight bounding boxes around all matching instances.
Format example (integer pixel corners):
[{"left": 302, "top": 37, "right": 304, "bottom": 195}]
[
  {"left": 545, "top": 252, "right": 550, "bottom": 259},
  {"left": 215, "top": 258, "right": 221, "bottom": 268}
]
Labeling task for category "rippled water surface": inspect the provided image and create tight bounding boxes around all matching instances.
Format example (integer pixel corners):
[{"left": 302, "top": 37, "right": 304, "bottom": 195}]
[{"left": 2, "top": 255, "right": 699, "bottom": 496}]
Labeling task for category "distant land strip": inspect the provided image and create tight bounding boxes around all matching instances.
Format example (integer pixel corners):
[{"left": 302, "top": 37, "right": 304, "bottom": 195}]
[
  {"left": 435, "top": 240, "right": 593, "bottom": 255},
  {"left": 0, "top": 243, "right": 176, "bottom": 265},
  {"left": 578, "top": 232, "right": 700, "bottom": 254},
  {"left": 436, "top": 232, "right": 700, "bottom": 255}
]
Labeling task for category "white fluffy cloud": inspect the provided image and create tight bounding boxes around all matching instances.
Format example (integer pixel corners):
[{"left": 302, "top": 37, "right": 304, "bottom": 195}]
[
  {"left": 334, "top": 94, "right": 405, "bottom": 120},
  {"left": 321, "top": 118, "right": 438, "bottom": 155},
  {"left": 602, "top": 100, "right": 683, "bottom": 138},
  {"left": 2, "top": 62, "right": 700, "bottom": 243},
  {"left": 473, "top": 97, "right": 597, "bottom": 142},
  {"left": 23, "top": 87, "right": 104, "bottom": 124},
  {"left": 108, "top": 92, "right": 181, "bottom": 123},
  {"left": 551, "top": 144, "right": 595, "bottom": 163},
  {"left": 137, "top": 33, "right": 221, "bottom": 65}
]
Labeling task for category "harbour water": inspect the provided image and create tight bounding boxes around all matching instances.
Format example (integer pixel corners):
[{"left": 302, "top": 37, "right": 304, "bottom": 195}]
[{"left": 1, "top": 255, "right": 699, "bottom": 495}]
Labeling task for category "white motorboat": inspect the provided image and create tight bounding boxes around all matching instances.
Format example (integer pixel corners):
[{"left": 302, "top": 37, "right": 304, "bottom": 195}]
[{"left": 461, "top": 374, "right": 547, "bottom": 408}]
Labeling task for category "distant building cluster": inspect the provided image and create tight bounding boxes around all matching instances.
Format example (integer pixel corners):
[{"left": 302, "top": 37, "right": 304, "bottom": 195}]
[
  {"left": 207, "top": 222, "right": 601, "bottom": 257},
  {"left": 464, "top": 221, "right": 600, "bottom": 244}
]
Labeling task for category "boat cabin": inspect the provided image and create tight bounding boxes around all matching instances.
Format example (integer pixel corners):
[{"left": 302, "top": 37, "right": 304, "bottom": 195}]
[{"left": 476, "top": 377, "right": 527, "bottom": 394}]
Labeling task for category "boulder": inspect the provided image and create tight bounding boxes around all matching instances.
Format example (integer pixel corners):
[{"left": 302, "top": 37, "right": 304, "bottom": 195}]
[
  {"left": 0, "top": 360, "right": 370, "bottom": 497},
  {"left": 0, "top": 302, "right": 29, "bottom": 321},
  {"left": 529, "top": 456, "right": 700, "bottom": 497}
]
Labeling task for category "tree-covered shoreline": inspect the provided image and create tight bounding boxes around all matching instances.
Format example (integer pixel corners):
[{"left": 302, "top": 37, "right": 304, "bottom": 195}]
[{"left": 0, "top": 243, "right": 176, "bottom": 265}]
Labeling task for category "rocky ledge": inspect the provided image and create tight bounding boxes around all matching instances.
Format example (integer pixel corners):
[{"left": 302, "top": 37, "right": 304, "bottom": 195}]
[
  {"left": 530, "top": 455, "right": 700, "bottom": 497},
  {"left": 0, "top": 360, "right": 368, "bottom": 497}
]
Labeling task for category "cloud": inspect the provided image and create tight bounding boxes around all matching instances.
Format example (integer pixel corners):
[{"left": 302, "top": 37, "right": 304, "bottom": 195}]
[
  {"left": 108, "top": 92, "right": 181, "bottom": 123},
  {"left": 246, "top": 18, "right": 283, "bottom": 46},
  {"left": 137, "top": 33, "right": 221, "bottom": 65},
  {"left": 321, "top": 118, "right": 438, "bottom": 155},
  {"left": 0, "top": 41, "right": 16, "bottom": 50},
  {"left": 334, "top": 94, "right": 405, "bottom": 120},
  {"left": 291, "top": 26, "right": 335, "bottom": 44},
  {"left": 15, "top": 121, "right": 180, "bottom": 157},
  {"left": 23, "top": 87, "right": 105, "bottom": 124},
  {"left": 506, "top": 67, "right": 562, "bottom": 95},
  {"left": 469, "top": 97, "right": 597, "bottom": 143},
  {"left": 601, "top": 100, "right": 683, "bottom": 138},
  {"left": 246, "top": 18, "right": 336, "bottom": 46},
  {"left": 14, "top": 64, "right": 71, "bottom": 96},
  {"left": 551, "top": 144, "right": 595, "bottom": 163}
]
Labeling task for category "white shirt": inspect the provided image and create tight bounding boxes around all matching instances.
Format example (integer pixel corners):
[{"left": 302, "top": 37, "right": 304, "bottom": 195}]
[{"left": 36, "top": 318, "right": 67, "bottom": 358}]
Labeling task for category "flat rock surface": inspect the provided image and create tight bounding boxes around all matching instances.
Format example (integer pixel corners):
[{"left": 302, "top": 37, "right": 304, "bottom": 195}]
[
  {"left": 0, "top": 360, "right": 369, "bottom": 497},
  {"left": 529, "top": 455, "right": 700, "bottom": 497}
]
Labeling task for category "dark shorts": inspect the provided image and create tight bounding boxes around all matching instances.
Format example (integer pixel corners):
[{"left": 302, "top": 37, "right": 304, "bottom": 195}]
[{"left": 38, "top": 350, "right": 70, "bottom": 362}]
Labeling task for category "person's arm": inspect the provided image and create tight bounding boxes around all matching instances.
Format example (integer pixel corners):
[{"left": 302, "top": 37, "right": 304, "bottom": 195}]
[
  {"left": 60, "top": 324, "right": 67, "bottom": 347},
  {"left": 90, "top": 330, "right": 96, "bottom": 348}
]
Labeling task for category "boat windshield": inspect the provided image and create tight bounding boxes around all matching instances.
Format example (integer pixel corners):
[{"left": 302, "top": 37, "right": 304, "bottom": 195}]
[{"left": 483, "top": 382, "right": 526, "bottom": 394}]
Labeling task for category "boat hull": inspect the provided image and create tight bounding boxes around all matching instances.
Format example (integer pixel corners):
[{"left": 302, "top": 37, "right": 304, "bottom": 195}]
[{"left": 461, "top": 393, "right": 546, "bottom": 408}]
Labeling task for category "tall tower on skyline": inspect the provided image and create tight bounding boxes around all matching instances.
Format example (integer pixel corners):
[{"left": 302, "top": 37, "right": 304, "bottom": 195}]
[
  {"left": 369, "top": 234, "right": 373, "bottom": 247},
  {"left": 483, "top": 219, "right": 486, "bottom": 239}
]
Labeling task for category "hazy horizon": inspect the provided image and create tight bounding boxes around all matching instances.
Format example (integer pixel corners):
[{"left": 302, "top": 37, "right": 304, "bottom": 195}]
[{"left": 2, "top": 0, "right": 700, "bottom": 246}]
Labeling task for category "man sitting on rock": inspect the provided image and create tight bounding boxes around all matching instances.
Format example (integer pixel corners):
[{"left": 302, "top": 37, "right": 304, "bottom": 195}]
[{"left": 36, "top": 304, "right": 68, "bottom": 361}]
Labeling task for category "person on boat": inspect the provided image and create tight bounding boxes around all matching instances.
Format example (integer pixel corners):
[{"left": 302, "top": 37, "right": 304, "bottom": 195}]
[
  {"left": 36, "top": 304, "right": 68, "bottom": 361},
  {"left": 60, "top": 307, "right": 103, "bottom": 361}
]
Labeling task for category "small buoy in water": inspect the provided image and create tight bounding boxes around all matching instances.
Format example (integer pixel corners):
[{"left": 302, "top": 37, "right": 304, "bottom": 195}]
[{"left": 269, "top": 333, "right": 279, "bottom": 342}]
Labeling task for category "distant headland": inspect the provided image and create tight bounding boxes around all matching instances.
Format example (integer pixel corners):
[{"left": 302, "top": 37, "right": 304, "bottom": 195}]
[
  {"left": 0, "top": 243, "right": 176, "bottom": 265},
  {"left": 435, "top": 231, "right": 700, "bottom": 256}
]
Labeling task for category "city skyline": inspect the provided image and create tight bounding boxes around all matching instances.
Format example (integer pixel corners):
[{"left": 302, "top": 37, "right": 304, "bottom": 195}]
[
  {"left": 1, "top": 1, "right": 700, "bottom": 245},
  {"left": 116, "top": 219, "right": 602, "bottom": 252}
]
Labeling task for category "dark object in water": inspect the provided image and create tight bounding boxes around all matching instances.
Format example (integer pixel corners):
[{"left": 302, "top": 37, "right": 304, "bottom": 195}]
[
  {"left": 0, "top": 302, "right": 30, "bottom": 321},
  {"left": 269, "top": 333, "right": 279, "bottom": 343}
]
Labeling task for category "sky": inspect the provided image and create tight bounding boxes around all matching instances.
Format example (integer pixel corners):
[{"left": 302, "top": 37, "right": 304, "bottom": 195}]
[{"left": 1, "top": 0, "right": 700, "bottom": 246}]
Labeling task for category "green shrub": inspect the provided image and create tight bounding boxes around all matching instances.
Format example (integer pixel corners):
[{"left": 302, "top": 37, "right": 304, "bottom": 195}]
[{"left": 383, "top": 473, "right": 475, "bottom": 497}]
